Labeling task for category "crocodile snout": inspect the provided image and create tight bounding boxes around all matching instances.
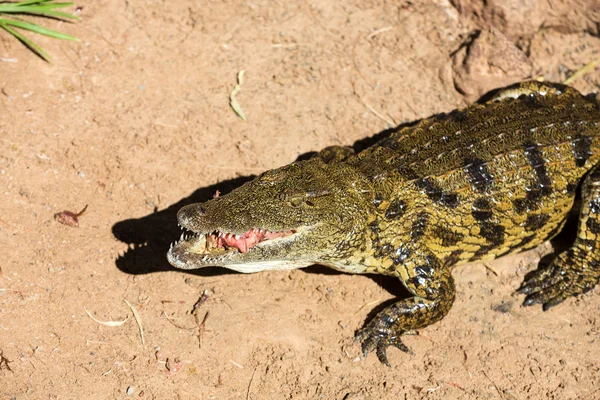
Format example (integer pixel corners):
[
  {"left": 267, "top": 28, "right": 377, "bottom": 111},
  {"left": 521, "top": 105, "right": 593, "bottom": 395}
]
[{"left": 177, "top": 203, "right": 206, "bottom": 229}]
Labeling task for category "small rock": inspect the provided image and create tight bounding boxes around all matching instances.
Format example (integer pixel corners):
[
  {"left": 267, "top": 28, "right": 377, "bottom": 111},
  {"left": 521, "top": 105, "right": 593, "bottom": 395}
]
[{"left": 452, "top": 28, "right": 532, "bottom": 101}]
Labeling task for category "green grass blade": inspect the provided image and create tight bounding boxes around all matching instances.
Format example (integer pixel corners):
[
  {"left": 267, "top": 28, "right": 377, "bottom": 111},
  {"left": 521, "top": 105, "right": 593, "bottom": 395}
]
[
  {"left": 0, "top": 2, "right": 76, "bottom": 13},
  {"left": 2, "top": 0, "right": 49, "bottom": 6},
  {"left": 0, "top": 3, "right": 78, "bottom": 20},
  {"left": 0, "top": 1, "right": 48, "bottom": 10},
  {"left": 0, "top": 22, "right": 49, "bottom": 60},
  {"left": 0, "top": 9, "right": 79, "bottom": 20},
  {"left": 2, "top": 3, "right": 76, "bottom": 11},
  {"left": 9, "top": 0, "right": 55, "bottom": 6},
  {"left": 0, "top": 17, "right": 77, "bottom": 40}
]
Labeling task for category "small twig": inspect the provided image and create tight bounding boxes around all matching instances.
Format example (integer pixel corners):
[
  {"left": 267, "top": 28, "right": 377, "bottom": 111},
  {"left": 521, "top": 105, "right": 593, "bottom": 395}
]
[
  {"left": 0, "top": 217, "right": 16, "bottom": 228},
  {"left": 191, "top": 290, "right": 211, "bottom": 348},
  {"left": 0, "top": 288, "right": 25, "bottom": 300},
  {"left": 482, "top": 370, "right": 504, "bottom": 400},
  {"left": 124, "top": 300, "right": 145, "bottom": 345},
  {"left": 353, "top": 298, "right": 382, "bottom": 316},
  {"left": 229, "top": 70, "right": 247, "bottom": 121},
  {"left": 271, "top": 43, "right": 303, "bottom": 49},
  {"left": 84, "top": 307, "right": 129, "bottom": 326},
  {"left": 160, "top": 311, "right": 196, "bottom": 331},
  {"left": 194, "top": 311, "right": 209, "bottom": 349},
  {"left": 351, "top": 33, "right": 373, "bottom": 88},
  {"left": 482, "top": 262, "right": 498, "bottom": 276},
  {"left": 366, "top": 26, "right": 393, "bottom": 40},
  {"left": 246, "top": 366, "right": 258, "bottom": 400},
  {"left": 462, "top": 349, "right": 473, "bottom": 378},
  {"left": 86, "top": 340, "right": 107, "bottom": 345},
  {"left": 426, "top": 385, "right": 441, "bottom": 393},
  {"left": 445, "top": 381, "right": 465, "bottom": 391},
  {"left": 192, "top": 290, "right": 210, "bottom": 313},
  {"left": 363, "top": 100, "right": 396, "bottom": 127},
  {"left": 351, "top": 80, "right": 396, "bottom": 127},
  {"left": 563, "top": 57, "right": 600, "bottom": 85}
]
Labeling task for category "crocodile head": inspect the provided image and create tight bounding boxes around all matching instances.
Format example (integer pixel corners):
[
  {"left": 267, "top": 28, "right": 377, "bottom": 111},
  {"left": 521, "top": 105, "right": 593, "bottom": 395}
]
[{"left": 167, "top": 158, "right": 372, "bottom": 273}]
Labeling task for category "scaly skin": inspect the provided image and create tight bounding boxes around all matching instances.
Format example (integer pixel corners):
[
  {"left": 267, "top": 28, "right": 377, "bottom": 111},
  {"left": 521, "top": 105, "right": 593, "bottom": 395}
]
[{"left": 168, "top": 81, "right": 600, "bottom": 366}]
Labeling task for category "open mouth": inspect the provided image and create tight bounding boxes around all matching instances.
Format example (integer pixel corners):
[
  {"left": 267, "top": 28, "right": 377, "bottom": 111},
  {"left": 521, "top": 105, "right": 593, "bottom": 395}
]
[{"left": 171, "top": 227, "right": 297, "bottom": 255}]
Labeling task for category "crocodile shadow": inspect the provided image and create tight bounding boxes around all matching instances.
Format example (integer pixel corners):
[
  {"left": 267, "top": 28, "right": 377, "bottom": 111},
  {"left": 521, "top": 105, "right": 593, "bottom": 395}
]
[{"left": 112, "top": 176, "right": 254, "bottom": 276}]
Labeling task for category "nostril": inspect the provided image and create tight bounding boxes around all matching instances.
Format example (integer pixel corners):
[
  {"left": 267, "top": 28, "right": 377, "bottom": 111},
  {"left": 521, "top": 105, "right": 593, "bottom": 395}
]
[{"left": 177, "top": 204, "right": 206, "bottom": 225}]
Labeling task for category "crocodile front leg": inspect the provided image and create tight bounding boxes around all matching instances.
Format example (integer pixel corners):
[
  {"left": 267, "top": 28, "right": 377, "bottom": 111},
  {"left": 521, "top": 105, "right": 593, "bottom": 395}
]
[
  {"left": 356, "top": 254, "right": 455, "bottom": 366},
  {"left": 519, "top": 163, "right": 600, "bottom": 309}
]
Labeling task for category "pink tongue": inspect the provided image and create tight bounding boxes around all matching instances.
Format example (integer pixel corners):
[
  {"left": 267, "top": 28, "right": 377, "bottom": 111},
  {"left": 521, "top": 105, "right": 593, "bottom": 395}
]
[{"left": 216, "top": 229, "right": 284, "bottom": 253}]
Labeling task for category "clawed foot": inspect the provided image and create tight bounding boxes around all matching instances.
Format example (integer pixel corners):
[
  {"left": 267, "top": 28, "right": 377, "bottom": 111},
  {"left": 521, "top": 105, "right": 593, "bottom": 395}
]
[
  {"left": 353, "top": 276, "right": 454, "bottom": 366},
  {"left": 519, "top": 248, "right": 600, "bottom": 310},
  {"left": 354, "top": 322, "right": 414, "bottom": 367}
]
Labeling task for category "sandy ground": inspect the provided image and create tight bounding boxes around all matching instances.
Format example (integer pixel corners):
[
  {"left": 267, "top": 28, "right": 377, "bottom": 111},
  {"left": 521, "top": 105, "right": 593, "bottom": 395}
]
[{"left": 1, "top": 0, "right": 600, "bottom": 398}]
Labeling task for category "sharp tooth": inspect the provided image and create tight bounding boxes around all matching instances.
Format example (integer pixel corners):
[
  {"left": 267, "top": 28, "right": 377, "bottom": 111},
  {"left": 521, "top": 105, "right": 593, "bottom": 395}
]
[
  {"left": 169, "top": 243, "right": 173, "bottom": 250},
  {"left": 180, "top": 232, "right": 185, "bottom": 241}
]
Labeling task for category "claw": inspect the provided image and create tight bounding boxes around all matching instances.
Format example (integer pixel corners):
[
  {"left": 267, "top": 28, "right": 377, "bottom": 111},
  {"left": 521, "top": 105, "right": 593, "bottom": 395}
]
[
  {"left": 355, "top": 327, "right": 414, "bottom": 366},
  {"left": 542, "top": 295, "right": 568, "bottom": 311},
  {"left": 394, "top": 339, "right": 414, "bottom": 355},
  {"left": 518, "top": 247, "right": 600, "bottom": 311},
  {"left": 523, "top": 295, "right": 543, "bottom": 307},
  {"left": 361, "top": 341, "right": 371, "bottom": 359},
  {"left": 376, "top": 344, "right": 391, "bottom": 367},
  {"left": 518, "top": 285, "right": 535, "bottom": 295}
]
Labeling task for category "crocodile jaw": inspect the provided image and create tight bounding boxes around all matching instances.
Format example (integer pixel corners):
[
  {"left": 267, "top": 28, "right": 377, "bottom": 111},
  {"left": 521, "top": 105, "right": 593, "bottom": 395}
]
[
  {"left": 168, "top": 244, "right": 310, "bottom": 273},
  {"left": 166, "top": 226, "right": 314, "bottom": 272}
]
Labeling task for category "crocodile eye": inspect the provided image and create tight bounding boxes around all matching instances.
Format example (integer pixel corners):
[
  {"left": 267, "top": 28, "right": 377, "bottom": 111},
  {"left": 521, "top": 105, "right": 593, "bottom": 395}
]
[{"left": 289, "top": 195, "right": 305, "bottom": 207}]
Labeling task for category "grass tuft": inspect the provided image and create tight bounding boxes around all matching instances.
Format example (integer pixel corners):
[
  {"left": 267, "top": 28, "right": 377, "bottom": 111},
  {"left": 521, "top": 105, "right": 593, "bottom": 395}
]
[{"left": 0, "top": 0, "right": 79, "bottom": 62}]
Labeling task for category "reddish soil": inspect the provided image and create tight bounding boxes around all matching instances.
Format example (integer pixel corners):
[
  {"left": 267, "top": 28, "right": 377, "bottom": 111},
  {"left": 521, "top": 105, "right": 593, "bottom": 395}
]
[{"left": 1, "top": 0, "right": 600, "bottom": 398}]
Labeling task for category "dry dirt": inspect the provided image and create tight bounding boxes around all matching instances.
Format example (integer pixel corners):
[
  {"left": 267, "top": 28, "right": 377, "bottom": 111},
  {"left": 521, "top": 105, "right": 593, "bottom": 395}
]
[{"left": 1, "top": 0, "right": 600, "bottom": 399}]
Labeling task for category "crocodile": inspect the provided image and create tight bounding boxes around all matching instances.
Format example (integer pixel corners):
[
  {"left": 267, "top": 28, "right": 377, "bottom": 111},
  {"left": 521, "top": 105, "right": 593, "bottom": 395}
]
[{"left": 167, "top": 81, "right": 600, "bottom": 366}]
